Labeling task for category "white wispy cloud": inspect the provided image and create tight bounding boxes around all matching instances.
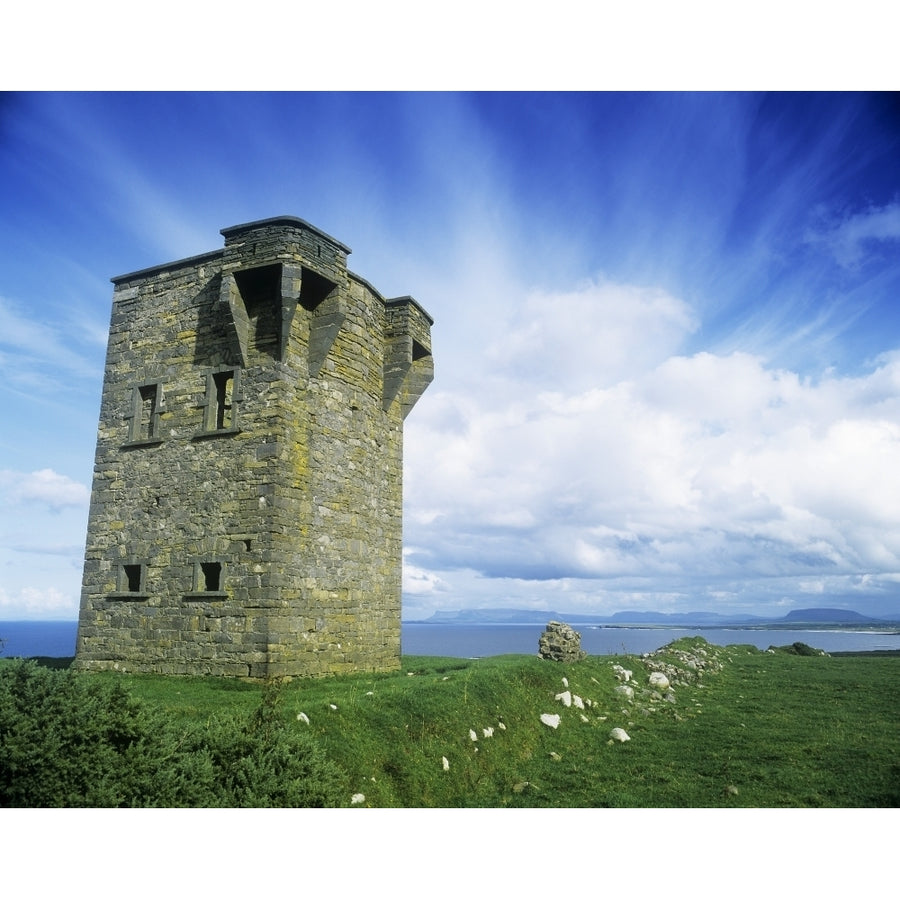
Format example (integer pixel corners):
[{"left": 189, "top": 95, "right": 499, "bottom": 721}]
[
  {"left": 0, "top": 294, "right": 102, "bottom": 390},
  {"left": 808, "top": 200, "right": 900, "bottom": 268}
]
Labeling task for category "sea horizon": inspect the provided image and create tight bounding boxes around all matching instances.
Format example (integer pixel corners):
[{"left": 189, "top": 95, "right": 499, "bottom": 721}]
[{"left": 4, "top": 619, "right": 900, "bottom": 660}]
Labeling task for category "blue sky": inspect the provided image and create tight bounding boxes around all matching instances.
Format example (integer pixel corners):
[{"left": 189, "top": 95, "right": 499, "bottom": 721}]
[{"left": 2, "top": 92, "right": 900, "bottom": 621}]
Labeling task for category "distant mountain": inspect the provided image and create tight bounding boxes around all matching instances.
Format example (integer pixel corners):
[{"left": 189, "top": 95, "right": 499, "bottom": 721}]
[
  {"left": 781, "top": 608, "right": 879, "bottom": 624},
  {"left": 606, "top": 610, "right": 768, "bottom": 625},
  {"left": 416, "top": 606, "right": 896, "bottom": 626}
]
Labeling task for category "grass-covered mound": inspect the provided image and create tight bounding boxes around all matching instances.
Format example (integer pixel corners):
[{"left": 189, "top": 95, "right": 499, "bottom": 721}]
[{"left": 2, "top": 637, "right": 897, "bottom": 807}]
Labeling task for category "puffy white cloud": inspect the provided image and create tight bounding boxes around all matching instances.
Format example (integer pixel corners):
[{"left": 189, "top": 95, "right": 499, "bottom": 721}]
[
  {"left": 404, "top": 280, "right": 900, "bottom": 617},
  {"left": 0, "top": 469, "right": 89, "bottom": 510},
  {"left": 0, "top": 585, "right": 77, "bottom": 618},
  {"left": 487, "top": 280, "right": 698, "bottom": 391}
]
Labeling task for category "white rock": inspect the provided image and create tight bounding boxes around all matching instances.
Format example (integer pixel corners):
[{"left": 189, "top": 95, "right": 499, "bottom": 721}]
[
  {"left": 615, "top": 684, "right": 634, "bottom": 700},
  {"left": 469, "top": 729, "right": 478, "bottom": 742},
  {"left": 540, "top": 713, "right": 561, "bottom": 729},
  {"left": 555, "top": 690, "right": 572, "bottom": 707},
  {"left": 483, "top": 727, "right": 494, "bottom": 738},
  {"left": 649, "top": 672, "right": 670, "bottom": 690},
  {"left": 612, "top": 665, "right": 632, "bottom": 682},
  {"left": 442, "top": 756, "right": 450, "bottom": 771},
  {"left": 329, "top": 703, "right": 338, "bottom": 710},
  {"left": 609, "top": 727, "right": 630, "bottom": 742},
  {"left": 562, "top": 677, "right": 569, "bottom": 688},
  {"left": 351, "top": 793, "right": 365, "bottom": 804},
  {"left": 573, "top": 694, "right": 584, "bottom": 709},
  {"left": 296, "top": 712, "right": 310, "bottom": 725},
  {"left": 498, "top": 721, "right": 507, "bottom": 730}
]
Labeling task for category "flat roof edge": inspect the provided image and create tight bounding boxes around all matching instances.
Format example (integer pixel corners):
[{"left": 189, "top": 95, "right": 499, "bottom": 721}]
[
  {"left": 111, "top": 249, "right": 225, "bottom": 285},
  {"left": 220, "top": 216, "right": 352, "bottom": 255},
  {"left": 386, "top": 295, "right": 435, "bottom": 326}
]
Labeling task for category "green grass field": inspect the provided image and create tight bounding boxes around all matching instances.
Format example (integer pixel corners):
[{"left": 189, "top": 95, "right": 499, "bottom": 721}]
[{"left": 75, "top": 637, "right": 898, "bottom": 808}]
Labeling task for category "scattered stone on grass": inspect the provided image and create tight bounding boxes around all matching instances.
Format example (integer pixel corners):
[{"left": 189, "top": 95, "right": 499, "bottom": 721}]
[
  {"left": 555, "top": 690, "right": 572, "bottom": 707},
  {"left": 609, "top": 727, "right": 630, "bottom": 743},
  {"left": 541, "top": 713, "right": 561, "bottom": 729}
]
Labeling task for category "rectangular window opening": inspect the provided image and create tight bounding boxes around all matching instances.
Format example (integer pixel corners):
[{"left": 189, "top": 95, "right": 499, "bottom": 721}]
[
  {"left": 115, "top": 562, "right": 147, "bottom": 596},
  {"left": 200, "top": 562, "right": 222, "bottom": 592}
]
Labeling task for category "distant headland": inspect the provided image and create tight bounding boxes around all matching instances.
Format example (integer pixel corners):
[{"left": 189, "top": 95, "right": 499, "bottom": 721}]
[{"left": 413, "top": 607, "right": 900, "bottom": 627}]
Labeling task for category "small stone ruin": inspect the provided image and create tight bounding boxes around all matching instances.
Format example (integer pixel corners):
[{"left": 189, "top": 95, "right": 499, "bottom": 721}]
[{"left": 538, "top": 621, "right": 587, "bottom": 662}]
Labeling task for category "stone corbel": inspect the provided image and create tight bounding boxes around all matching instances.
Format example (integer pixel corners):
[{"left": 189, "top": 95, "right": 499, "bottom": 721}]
[
  {"left": 219, "top": 271, "right": 250, "bottom": 367},
  {"left": 308, "top": 289, "right": 346, "bottom": 377},
  {"left": 279, "top": 264, "right": 303, "bottom": 361}
]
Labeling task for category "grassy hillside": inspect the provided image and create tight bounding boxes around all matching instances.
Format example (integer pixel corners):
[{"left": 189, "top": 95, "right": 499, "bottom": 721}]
[{"left": 82, "top": 637, "right": 898, "bottom": 808}]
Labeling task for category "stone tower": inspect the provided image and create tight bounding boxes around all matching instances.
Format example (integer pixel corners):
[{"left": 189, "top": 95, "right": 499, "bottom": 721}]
[{"left": 74, "top": 216, "right": 433, "bottom": 678}]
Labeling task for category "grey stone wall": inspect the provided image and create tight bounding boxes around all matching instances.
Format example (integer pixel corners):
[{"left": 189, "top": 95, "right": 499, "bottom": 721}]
[{"left": 74, "top": 216, "right": 433, "bottom": 678}]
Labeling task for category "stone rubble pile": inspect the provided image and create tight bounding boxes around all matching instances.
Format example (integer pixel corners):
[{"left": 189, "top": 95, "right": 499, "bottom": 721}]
[
  {"left": 538, "top": 621, "right": 587, "bottom": 662},
  {"left": 640, "top": 640, "right": 727, "bottom": 686}
]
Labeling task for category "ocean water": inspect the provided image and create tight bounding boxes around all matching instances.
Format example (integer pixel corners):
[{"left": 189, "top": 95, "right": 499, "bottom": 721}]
[
  {"left": 2, "top": 619, "right": 900, "bottom": 660},
  {"left": 402, "top": 623, "right": 900, "bottom": 657}
]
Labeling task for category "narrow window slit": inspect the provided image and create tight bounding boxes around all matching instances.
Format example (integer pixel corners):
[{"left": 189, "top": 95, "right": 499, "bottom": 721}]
[{"left": 214, "top": 372, "right": 234, "bottom": 430}]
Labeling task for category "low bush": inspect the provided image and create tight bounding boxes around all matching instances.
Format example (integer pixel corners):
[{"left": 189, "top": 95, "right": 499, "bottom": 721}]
[{"left": 0, "top": 660, "right": 347, "bottom": 807}]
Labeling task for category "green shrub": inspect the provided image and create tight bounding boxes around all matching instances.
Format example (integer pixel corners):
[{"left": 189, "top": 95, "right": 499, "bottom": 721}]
[
  {"left": 0, "top": 661, "right": 347, "bottom": 807},
  {"left": 771, "top": 641, "right": 826, "bottom": 656}
]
